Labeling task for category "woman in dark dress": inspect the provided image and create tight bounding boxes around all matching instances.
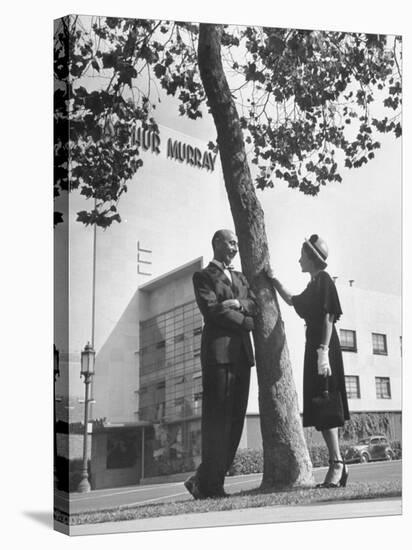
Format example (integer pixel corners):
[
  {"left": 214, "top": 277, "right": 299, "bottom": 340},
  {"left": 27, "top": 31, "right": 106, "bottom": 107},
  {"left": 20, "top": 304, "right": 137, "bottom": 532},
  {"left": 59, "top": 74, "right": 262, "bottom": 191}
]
[{"left": 266, "top": 234, "right": 350, "bottom": 487}]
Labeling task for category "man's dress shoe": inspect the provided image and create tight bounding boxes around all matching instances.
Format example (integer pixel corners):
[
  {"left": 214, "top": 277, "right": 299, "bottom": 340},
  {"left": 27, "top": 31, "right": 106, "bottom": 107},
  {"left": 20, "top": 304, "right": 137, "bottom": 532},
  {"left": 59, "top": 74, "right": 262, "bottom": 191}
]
[{"left": 184, "top": 475, "right": 204, "bottom": 500}]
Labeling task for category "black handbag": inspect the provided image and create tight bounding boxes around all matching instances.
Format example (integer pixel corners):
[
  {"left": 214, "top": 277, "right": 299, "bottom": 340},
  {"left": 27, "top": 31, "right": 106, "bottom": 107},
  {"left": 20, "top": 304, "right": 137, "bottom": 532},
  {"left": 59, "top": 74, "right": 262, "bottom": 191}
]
[{"left": 311, "top": 376, "right": 344, "bottom": 430}]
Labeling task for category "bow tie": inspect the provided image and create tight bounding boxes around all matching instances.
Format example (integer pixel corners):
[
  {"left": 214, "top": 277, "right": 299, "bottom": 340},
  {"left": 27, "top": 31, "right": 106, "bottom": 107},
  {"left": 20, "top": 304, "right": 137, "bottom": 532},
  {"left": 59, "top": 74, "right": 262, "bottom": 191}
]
[{"left": 224, "top": 264, "right": 235, "bottom": 271}]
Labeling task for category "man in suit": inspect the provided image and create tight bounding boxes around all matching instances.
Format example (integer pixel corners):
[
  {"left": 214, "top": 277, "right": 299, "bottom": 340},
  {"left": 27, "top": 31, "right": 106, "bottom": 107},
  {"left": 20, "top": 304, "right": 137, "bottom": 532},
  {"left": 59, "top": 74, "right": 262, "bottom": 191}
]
[{"left": 184, "top": 229, "right": 257, "bottom": 499}]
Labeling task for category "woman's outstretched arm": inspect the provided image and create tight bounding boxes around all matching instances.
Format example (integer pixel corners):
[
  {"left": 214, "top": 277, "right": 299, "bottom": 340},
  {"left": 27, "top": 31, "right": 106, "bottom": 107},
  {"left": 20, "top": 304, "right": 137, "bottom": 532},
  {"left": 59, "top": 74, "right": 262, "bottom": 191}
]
[{"left": 264, "top": 265, "right": 293, "bottom": 306}]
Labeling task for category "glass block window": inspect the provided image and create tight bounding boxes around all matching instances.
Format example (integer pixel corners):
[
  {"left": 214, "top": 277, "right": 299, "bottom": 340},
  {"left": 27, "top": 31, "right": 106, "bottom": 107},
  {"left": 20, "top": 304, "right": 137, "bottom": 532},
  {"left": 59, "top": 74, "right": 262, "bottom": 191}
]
[
  {"left": 193, "top": 373, "right": 202, "bottom": 384},
  {"left": 345, "top": 376, "right": 360, "bottom": 399},
  {"left": 340, "top": 329, "right": 357, "bottom": 352},
  {"left": 139, "top": 300, "right": 203, "bottom": 424},
  {"left": 372, "top": 333, "right": 387, "bottom": 355},
  {"left": 375, "top": 377, "right": 391, "bottom": 399},
  {"left": 175, "top": 397, "right": 185, "bottom": 411}
]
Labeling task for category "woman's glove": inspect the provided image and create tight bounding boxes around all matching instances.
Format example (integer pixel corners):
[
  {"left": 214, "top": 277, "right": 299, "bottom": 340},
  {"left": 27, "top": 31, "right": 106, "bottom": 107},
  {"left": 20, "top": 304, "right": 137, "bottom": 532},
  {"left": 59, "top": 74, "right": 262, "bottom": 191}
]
[
  {"left": 221, "top": 299, "right": 241, "bottom": 310},
  {"left": 317, "top": 347, "right": 332, "bottom": 377}
]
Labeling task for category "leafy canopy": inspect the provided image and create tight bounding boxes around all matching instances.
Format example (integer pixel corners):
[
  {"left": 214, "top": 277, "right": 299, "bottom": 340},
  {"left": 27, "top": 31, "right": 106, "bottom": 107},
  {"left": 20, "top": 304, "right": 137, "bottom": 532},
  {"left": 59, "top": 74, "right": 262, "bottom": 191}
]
[{"left": 54, "top": 16, "right": 401, "bottom": 227}]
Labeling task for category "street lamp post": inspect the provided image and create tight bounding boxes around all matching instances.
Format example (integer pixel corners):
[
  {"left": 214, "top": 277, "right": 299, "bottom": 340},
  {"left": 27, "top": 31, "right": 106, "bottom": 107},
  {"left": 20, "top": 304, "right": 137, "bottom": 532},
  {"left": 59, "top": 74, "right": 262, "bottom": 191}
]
[
  {"left": 54, "top": 345, "right": 60, "bottom": 488},
  {"left": 77, "top": 342, "right": 95, "bottom": 493}
]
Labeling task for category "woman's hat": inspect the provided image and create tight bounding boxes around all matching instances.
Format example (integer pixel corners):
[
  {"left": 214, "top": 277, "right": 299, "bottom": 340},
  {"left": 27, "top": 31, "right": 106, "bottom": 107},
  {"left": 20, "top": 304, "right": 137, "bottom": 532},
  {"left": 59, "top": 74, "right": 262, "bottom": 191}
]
[{"left": 305, "top": 234, "right": 329, "bottom": 263}]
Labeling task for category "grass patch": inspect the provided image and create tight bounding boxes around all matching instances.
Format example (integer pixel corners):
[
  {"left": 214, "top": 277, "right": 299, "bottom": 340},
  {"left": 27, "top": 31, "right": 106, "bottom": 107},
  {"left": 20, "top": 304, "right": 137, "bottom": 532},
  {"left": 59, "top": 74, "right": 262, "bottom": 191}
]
[{"left": 57, "top": 479, "right": 401, "bottom": 526}]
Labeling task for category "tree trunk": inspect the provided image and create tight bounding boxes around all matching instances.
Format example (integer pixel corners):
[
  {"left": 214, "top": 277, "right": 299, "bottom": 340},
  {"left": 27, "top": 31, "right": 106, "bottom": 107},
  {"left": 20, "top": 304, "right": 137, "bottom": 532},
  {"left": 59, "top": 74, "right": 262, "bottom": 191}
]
[{"left": 198, "top": 24, "right": 313, "bottom": 488}]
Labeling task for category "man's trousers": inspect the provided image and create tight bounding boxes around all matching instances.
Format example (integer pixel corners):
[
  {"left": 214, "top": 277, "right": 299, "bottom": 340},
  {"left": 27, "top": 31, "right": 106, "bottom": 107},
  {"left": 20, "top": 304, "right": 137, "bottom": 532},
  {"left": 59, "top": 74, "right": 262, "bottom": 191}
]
[{"left": 196, "top": 361, "right": 251, "bottom": 497}]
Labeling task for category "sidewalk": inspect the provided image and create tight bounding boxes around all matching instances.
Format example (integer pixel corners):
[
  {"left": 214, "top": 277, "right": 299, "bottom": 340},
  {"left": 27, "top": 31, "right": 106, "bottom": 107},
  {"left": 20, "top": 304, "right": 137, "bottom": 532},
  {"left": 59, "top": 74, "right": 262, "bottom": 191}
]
[{"left": 64, "top": 497, "right": 401, "bottom": 536}]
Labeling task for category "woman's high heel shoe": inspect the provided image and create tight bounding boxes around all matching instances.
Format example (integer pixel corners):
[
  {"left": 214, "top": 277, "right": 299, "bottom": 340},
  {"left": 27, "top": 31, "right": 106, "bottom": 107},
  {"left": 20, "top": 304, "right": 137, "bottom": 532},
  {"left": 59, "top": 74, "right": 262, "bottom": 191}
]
[
  {"left": 316, "top": 459, "right": 348, "bottom": 488},
  {"left": 338, "top": 459, "right": 349, "bottom": 488},
  {"left": 315, "top": 459, "right": 334, "bottom": 488}
]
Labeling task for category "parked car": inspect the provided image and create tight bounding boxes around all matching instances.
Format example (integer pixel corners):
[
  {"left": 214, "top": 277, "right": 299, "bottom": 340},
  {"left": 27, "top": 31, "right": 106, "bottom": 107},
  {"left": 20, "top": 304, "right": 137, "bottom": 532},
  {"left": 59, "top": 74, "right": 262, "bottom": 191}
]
[{"left": 344, "top": 435, "right": 395, "bottom": 464}]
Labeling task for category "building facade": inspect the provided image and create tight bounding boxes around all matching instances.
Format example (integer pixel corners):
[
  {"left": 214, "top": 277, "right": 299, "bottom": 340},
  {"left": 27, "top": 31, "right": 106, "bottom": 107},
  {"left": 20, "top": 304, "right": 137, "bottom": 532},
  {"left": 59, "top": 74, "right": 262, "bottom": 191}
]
[{"left": 334, "top": 284, "right": 401, "bottom": 413}]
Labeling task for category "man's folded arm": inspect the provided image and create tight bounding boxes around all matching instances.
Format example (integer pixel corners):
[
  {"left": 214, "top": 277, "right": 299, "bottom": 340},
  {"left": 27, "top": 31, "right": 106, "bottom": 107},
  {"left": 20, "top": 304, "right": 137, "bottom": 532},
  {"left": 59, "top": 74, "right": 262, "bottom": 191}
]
[{"left": 193, "top": 272, "right": 253, "bottom": 331}]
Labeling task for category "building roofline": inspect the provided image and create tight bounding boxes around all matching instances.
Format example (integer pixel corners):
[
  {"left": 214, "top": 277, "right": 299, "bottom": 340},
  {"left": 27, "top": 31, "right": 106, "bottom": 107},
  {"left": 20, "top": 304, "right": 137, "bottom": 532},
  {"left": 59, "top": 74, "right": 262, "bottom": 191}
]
[
  {"left": 93, "top": 421, "right": 153, "bottom": 432},
  {"left": 334, "top": 280, "right": 401, "bottom": 299},
  {"left": 138, "top": 257, "right": 204, "bottom": 292}
]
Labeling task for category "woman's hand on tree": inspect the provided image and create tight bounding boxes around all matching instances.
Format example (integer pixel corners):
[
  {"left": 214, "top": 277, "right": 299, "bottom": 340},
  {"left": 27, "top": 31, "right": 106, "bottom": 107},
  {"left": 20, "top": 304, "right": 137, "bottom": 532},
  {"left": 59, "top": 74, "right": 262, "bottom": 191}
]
[{"left": 264, "top": 263, "right": 275, "bottom": 279}]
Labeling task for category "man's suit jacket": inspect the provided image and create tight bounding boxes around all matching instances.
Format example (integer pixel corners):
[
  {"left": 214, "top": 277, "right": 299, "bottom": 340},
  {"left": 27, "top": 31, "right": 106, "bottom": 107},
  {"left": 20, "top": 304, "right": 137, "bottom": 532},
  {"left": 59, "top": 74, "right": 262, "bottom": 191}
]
[{"left": 193, "top": 262, "right": 257, "bottom": 367}]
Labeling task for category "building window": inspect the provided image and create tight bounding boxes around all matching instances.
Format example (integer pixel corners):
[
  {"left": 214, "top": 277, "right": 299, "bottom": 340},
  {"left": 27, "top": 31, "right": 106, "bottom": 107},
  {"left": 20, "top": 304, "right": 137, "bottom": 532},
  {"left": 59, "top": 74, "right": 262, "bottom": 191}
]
[
  {"left": 156, "top": 340, "right": 166, "bottom": 349},
  {"left": 193, "top": 327, "right": 202, "bottom": 336},
  {"left": 345, "top": 376, "right": 360, "bottom": 399},
  {"left": 174, "top": 333, "right": 184, "bottom": 343},
  {"left": 375, "top": 377, "right": 391, "bottom": 399},
  {"left": 372, "top": 333, "right": 387, "bottom": 355},
  {"left": 340, "top": 329, "right": 357, "bottom": 352}
]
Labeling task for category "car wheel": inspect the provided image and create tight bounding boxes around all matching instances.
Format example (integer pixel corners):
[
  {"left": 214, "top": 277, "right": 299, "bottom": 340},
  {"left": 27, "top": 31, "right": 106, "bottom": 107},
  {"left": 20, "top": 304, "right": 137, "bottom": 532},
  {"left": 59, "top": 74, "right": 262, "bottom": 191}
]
[
  {"left": 385, "top": 450, "right": 394, "bottom": 461},
  {"left": 360, "top": 453, "right": 369, "bottom": 463}
]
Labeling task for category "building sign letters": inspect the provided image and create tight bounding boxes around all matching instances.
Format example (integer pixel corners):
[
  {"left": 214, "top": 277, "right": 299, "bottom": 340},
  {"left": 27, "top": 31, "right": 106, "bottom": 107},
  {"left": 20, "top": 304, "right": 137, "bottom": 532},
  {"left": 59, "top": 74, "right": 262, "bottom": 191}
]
[{"left": 132, "top": 127, "right": 217, "bottom": 172}]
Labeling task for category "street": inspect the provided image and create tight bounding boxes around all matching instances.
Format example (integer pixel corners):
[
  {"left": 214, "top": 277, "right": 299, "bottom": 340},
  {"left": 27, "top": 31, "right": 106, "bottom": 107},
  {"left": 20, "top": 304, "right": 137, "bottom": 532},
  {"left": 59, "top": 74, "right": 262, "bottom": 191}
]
[{"left": 55, "top": 459, "right": 401, "bottom": 515}]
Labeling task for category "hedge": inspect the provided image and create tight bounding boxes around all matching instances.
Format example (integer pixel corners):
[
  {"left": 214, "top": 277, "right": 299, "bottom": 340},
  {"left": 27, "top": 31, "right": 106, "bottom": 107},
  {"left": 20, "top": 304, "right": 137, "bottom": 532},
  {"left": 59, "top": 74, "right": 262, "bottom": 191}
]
[
  {"left": 228, "top": 441, "right": 401, "bottom": 476},
  {"left": 147, "top": 455, "right": 196, "bottom": 477},
  {"left": 228, "top": 448, "right": 263, "bottom": 476}
]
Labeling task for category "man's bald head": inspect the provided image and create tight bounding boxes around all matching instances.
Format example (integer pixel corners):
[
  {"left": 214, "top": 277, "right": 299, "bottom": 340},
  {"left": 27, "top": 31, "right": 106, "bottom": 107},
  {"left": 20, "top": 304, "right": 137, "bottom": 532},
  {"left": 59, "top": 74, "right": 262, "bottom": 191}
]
[{"left": 212, "top": 229, "right": 236, "bottom": 250}]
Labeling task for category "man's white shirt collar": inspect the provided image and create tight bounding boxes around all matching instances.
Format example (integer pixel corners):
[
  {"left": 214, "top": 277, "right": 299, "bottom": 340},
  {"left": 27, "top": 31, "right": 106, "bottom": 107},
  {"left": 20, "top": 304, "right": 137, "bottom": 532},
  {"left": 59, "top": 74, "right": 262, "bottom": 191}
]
[{"left": 211, "top": 259, "right": 233, "bottom": 282}]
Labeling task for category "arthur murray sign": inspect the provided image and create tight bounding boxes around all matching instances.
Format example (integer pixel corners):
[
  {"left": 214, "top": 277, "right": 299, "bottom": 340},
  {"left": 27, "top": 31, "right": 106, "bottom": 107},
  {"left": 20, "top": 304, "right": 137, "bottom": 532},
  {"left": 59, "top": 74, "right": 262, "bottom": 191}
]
[{"left": 133, "top": 126, "right": 218, "bottom": 172}]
